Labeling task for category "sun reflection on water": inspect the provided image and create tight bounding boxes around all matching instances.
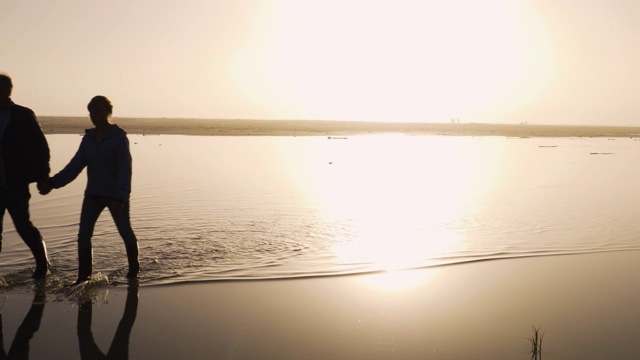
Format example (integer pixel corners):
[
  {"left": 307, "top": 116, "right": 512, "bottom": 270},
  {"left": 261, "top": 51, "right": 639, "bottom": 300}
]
[
  {"left": 357, "top": 269, "right": 437, "bottom": 293},
  {"left": 279, "top": 135, "right": 499, "bottom": 275}
]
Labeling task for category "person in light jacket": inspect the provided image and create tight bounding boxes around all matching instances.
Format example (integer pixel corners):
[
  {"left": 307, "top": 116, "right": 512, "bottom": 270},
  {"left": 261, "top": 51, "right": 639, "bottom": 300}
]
[{"left": 45, "top": 95, "right": 139, "bottom": 284}]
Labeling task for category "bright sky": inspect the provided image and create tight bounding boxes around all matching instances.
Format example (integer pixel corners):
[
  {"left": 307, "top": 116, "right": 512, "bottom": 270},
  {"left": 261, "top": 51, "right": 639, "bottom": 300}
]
[{"left": 3, "top": 0, "right": 640, "bottom": 125}]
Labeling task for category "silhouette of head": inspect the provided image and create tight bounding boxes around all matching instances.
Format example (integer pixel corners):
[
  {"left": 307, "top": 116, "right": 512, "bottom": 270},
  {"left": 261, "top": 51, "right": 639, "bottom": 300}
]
[
  {"left": 0, "top": 73, "right": 12, "bottom": 101},
  {"left": 88, "top": 95, "right": 112, "bottom": 126},
  {"left": 88, "top": 95, "right": 112, "bottom": 115}
]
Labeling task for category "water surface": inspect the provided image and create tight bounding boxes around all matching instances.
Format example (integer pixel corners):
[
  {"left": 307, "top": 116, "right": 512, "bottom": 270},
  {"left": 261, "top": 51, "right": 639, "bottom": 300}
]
[{"left": 2, "top": 134, "right": 639, "bottom": 287}]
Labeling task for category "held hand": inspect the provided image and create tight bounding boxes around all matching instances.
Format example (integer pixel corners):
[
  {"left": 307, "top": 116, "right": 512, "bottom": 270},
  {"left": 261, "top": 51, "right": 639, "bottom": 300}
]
[{"left": 37, "top": 178, "right": 53, "bottom": 195}]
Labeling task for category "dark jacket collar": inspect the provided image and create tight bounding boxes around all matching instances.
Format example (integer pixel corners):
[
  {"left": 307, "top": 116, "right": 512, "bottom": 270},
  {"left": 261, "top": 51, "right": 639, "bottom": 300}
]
[{"left": 85, "top": 124, "right": 124, "bottom": 139}]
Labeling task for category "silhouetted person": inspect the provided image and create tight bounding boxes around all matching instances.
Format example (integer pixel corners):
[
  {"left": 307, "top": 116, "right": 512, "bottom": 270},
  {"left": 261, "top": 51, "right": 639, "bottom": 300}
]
[
  {"left": 77, "top": 283, "right": 138, "bottom": 359},
  {"left": 0, "top": 73, "right": 51, "bottom": 278},
  {"left": 41, "top": 96, "right": 139, "bottom": 284},
  {"left": 0, "top": 283, "right": 46, "bottom": 359}
]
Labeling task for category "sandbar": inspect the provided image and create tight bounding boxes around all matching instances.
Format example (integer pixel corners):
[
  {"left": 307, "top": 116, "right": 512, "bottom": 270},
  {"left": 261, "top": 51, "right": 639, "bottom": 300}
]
[{"left": 39, "top": 116, "right": 640, "bottom": 137}]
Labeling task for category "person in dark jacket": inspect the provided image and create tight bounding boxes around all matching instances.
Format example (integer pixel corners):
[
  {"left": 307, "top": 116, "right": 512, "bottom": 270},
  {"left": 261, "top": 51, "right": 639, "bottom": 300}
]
[
  {"left": 43, "top": 95, "right": 139, "bottom": 284},
  {"left": 0, "top": 73, "right": 51, "bottom": 278}
]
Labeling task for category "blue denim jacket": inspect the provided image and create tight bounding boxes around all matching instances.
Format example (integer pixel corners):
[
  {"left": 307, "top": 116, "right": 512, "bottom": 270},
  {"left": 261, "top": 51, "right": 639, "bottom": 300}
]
[{"left": 52, "top": 125, "right": 132, "bottom": 201}]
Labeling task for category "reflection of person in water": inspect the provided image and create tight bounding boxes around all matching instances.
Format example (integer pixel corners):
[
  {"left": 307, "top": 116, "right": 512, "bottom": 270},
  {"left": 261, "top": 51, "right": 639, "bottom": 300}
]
[
  {"left": 0, "top": 283, "right": 46, "bottom": 359},
  {"left": 77, "top": 283, "right": 138, "bottom": 360}
]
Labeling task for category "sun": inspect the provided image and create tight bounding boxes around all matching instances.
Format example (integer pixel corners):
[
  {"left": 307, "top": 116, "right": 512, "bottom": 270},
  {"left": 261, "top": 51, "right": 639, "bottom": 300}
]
[{"left": 231, "top": 0, "right": 555, "bottom": 122}]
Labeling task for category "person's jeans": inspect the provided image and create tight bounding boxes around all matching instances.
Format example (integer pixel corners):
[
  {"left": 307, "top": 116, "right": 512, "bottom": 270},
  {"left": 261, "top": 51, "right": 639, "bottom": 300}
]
[
  {"left": 0, "top": 184, "right": 43, "bottom": 251},
  {"left": 77, "top": 195, "right": 137, "bottom": 250}
]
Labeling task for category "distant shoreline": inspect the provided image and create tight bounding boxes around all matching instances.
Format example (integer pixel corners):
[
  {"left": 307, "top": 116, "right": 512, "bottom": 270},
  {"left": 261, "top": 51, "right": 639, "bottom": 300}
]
[{"left": 39, "top": 116, "right": 640, "bottom": 138}]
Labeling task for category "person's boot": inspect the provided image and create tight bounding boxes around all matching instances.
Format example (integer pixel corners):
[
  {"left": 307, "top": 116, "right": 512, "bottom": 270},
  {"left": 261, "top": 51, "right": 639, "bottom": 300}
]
[
  {"left": 75, "top": 248, "right": 93, "bottom": 285},
  {"left": 30, "top": 241, "right": 50, "bottom": 279},
  {"left": 125, "top": 244, "right": 139, "bottom": 278}
]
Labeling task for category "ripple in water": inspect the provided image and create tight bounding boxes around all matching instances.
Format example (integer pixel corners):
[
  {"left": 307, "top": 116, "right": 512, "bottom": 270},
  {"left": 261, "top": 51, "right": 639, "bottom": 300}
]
[{"left": 2, "top": 134, "right": 640, "bottom": 287}]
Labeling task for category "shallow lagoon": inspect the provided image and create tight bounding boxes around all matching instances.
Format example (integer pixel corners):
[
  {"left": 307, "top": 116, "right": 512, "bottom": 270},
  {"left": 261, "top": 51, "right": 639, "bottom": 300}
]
[{"left": 2, "top": 134, "right": 640, "bottom": 286}]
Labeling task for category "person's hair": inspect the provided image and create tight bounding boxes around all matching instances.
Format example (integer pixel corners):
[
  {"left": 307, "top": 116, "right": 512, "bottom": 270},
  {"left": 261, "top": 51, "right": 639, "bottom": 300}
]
[
  {"left": 0, "top": 73, "right": 13, "bottom": 95},
  {"left": 88, "top": 95, "right": 113, "bottom": 115}
]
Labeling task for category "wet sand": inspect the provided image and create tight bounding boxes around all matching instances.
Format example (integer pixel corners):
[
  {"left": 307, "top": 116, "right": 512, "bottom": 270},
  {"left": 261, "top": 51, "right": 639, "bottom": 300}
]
[{"left": 1, "top": 251, "right": 639, "bottom": 359}]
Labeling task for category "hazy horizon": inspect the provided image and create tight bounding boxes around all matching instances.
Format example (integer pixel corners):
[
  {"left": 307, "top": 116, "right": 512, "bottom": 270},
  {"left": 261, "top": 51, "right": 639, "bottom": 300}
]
[
  {"left": 37, "top": 115, "right": 640, "bottom": 128},
  {"left": 4, "top": 0, "right": 640, "bottom": 126}
]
